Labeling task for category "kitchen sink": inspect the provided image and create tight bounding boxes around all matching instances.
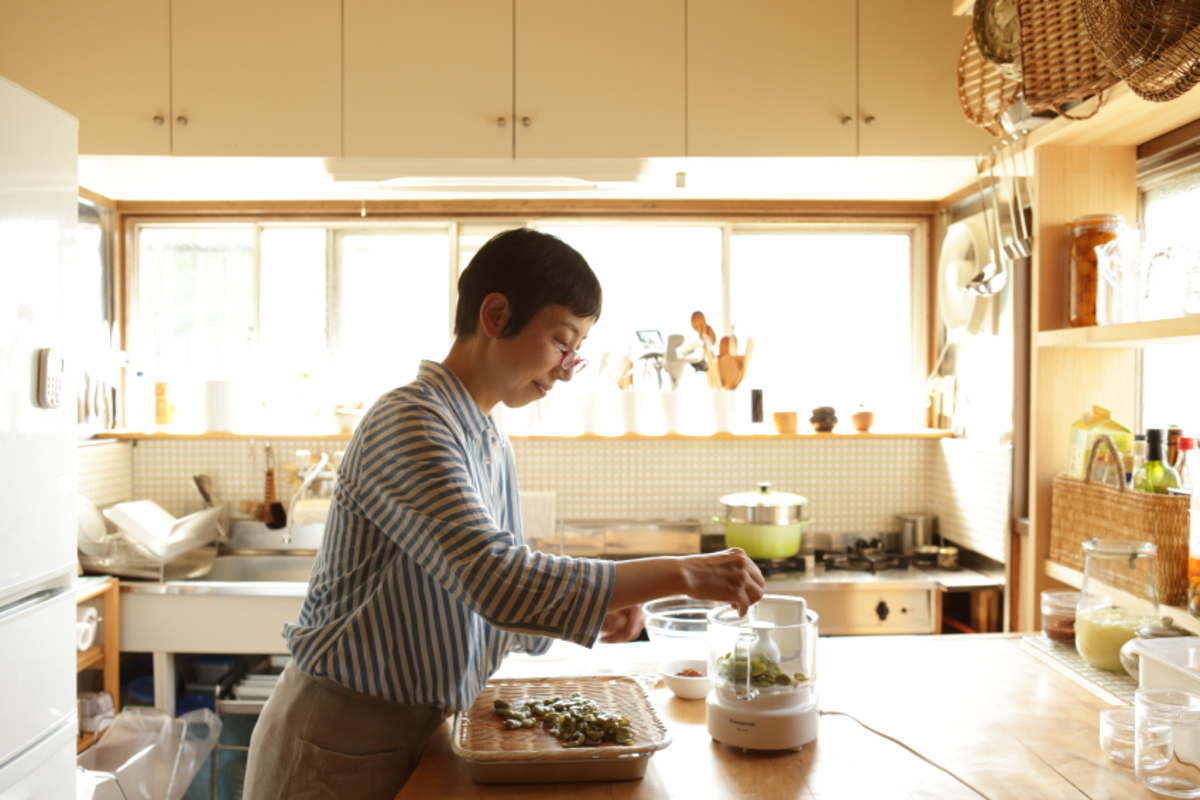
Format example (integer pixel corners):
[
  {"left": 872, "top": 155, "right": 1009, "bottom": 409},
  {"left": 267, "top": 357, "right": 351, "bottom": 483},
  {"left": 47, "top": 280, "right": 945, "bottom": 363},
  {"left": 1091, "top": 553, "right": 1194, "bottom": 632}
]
[{"left": 196, "top": 554, "right": 316, "bottom": 583}]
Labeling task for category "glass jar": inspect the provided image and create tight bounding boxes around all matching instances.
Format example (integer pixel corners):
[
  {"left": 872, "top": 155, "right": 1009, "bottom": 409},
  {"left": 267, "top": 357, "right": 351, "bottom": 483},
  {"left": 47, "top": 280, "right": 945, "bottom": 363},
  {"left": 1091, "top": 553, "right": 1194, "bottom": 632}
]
[
  {"left": 1076, "top": 538, "right": 1161, "bottom": 672},
  {"left": 1041, "top": 589, "right": 1080, "bottom": 646},
  {"left": 1069, "top": 214, "right": 1124, "bottom": 328}
]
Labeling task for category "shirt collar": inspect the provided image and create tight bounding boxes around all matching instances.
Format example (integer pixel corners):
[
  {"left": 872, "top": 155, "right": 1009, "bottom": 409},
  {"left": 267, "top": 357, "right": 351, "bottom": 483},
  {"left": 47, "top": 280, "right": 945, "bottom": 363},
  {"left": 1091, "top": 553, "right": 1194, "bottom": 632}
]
[{"left": 417, "top": 360, "right": 492, "bottom": 438}]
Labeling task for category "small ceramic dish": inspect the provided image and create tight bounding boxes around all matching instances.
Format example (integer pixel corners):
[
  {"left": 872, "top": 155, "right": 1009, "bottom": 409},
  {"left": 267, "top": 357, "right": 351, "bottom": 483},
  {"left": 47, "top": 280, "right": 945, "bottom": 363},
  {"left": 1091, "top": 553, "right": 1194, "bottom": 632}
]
[{"left": 658, "top": 659, "right": 713, "bottom": 700}]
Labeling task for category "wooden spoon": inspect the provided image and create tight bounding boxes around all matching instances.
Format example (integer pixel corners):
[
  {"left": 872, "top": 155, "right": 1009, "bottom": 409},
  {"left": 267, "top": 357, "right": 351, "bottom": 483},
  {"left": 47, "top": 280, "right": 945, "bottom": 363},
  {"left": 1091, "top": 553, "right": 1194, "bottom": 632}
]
[
  {"left": 719, "top": 336, "right": 732, "bottom": 357},
  {"left": 732, "top": 338, "right": 754, "bottom": 390},
  {"left": 718, "top": 354, "right": 740, "bottom": 389}
]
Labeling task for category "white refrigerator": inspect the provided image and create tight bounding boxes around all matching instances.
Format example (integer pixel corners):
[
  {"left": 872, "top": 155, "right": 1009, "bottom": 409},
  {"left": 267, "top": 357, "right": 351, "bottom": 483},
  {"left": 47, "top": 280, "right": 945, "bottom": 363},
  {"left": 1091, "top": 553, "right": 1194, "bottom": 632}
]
[{"left": 0, "top": 75, "right": 82, "bottom": 798}]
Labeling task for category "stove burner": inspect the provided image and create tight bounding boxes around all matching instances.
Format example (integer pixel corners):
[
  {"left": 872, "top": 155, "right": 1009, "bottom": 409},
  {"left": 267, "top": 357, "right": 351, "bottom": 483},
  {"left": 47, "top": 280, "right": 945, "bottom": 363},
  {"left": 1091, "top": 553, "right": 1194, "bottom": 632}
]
[
  {"left": 751, "top": 555, "right": 806, "bottom": 577},
  {"left": 816, "top": 547, "right": 910, "bottom": 574}
]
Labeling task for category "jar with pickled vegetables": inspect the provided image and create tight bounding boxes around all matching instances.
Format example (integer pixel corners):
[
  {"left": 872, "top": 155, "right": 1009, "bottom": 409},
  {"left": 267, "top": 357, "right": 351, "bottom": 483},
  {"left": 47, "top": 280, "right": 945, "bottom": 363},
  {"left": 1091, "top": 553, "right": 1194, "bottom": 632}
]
[
  {"left": 1069, "top": 214, "right": 1125, "bottom": 328},
  {"left": 1076, "top": 538, "right": 1160, "bottom": 672}
]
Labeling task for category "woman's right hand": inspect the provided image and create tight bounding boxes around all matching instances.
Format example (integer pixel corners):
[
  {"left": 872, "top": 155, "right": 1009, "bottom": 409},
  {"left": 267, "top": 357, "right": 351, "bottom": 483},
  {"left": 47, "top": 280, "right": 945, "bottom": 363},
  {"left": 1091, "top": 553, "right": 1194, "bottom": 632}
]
[{"left": 678, "top": 548, "right": 765, "bottom": 616}]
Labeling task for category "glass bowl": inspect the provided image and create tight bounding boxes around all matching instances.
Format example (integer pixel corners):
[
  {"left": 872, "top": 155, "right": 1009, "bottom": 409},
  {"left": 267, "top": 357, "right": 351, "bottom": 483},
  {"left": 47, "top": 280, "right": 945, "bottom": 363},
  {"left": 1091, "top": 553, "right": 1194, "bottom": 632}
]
[{"left": 642, "top": 596, "right": 724, "bottom": 659}]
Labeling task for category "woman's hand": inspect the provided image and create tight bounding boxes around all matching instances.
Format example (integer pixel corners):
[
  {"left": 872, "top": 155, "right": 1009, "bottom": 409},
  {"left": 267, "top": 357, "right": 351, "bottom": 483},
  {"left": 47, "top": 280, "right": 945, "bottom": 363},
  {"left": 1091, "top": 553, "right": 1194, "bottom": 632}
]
[
  {"left": 678, "top": 549, "right": 765, "bottom": 617},
  {"left": 600, "top": 605, "right": 644, "bottom": 643}
]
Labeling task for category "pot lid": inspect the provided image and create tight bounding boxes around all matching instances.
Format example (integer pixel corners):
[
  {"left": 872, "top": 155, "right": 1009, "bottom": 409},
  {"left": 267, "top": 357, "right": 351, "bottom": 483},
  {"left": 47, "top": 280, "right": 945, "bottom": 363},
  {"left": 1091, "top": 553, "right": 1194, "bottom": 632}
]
[
  {"left": 720, "top": 482, "right": 807, "bottom": 508},
  {"left": 1136, "top": 616, "right": 1193, "bottom": 639}
]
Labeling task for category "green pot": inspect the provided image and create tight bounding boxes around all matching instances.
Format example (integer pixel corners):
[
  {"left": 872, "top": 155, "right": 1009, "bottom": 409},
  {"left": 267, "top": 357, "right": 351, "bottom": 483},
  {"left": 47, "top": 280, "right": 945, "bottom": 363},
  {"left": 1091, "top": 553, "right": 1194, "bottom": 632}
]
[
  {"left": 717, "top": 482, "right": 811, "bottom": 560},
  {"left": 719, "top": 520, "right": 810, "bottom": 559}
]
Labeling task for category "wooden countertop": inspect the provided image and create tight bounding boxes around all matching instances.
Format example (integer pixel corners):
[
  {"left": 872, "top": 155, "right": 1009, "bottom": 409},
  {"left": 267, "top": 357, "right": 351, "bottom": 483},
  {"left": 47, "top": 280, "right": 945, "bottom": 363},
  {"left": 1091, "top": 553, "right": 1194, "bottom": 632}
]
[{"left": 396, "top": 635, "right": 1155, "bottom": 800}]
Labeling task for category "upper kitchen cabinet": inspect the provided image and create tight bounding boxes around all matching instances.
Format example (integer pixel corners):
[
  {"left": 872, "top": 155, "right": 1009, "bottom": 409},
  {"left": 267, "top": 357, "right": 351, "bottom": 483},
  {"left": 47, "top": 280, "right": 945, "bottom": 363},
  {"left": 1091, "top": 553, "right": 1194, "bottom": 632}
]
[
  {"left": 344, "top": 0, "right": 513, "bottom": 159},
  {"left": 687, "top": 0, "right": 992, "bottom": 157},
  {"left": 344, "top": 0, "right": 685, "bottom": 159},
  {"left": 0, "top": 0, "right": 171, "bottom": 156},
  {"left": 171, "top": 0, "right": 341, "bottom": 157},
  {"left": 0, "top": 0, "right": 340, "bottom": 157},
  {"left": 687, "top": 0, "right": 857, "bottom": 157},
  {"left": 858, "top": 0, "right": 992, "bottom": 157},
  {"left": 514, "top": 0, "right": 685, "bottom": 158}
]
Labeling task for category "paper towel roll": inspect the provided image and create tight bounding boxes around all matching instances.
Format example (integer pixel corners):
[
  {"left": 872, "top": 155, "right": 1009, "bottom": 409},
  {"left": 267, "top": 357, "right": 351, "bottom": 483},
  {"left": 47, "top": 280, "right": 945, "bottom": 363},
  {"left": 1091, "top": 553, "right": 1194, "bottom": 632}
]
[
  {"left": 205, "top": 380, "right": 234, "bottom": 432},
  {"left": 76, "top": 605, "right": 99, "bottom": 651}
]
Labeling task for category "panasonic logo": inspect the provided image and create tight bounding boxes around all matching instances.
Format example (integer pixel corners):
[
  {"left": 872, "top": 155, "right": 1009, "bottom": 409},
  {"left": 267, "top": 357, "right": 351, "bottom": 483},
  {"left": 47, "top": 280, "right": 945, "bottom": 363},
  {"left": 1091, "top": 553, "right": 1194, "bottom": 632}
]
[{"left": 730, "top": 719, "right": 756, "bottom": 727}]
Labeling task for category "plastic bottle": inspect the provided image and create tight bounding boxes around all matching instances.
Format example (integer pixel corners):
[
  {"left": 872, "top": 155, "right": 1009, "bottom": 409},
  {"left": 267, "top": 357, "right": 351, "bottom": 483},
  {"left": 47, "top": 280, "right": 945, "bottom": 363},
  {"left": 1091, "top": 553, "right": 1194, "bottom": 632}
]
[
  {"left": 1177, "top": 437, "right": 1194, "bottom": 492},
  {"left": 1133, "top": 428, "right": 1182, "bottom": 494}
]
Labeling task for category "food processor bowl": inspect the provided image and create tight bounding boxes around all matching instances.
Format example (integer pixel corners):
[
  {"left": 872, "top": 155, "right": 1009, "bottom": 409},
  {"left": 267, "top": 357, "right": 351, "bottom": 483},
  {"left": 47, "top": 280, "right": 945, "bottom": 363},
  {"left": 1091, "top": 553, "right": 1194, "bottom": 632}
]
[{"left": 705, "top": 595, "right": 819, "bottom": 750}]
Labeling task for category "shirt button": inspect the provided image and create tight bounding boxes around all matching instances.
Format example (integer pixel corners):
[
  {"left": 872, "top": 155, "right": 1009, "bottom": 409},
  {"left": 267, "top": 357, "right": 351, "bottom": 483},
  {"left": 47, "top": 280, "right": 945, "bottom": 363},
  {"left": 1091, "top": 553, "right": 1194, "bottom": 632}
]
[{"left": 484, "top": 456, "right": 492, "bottom": 465}]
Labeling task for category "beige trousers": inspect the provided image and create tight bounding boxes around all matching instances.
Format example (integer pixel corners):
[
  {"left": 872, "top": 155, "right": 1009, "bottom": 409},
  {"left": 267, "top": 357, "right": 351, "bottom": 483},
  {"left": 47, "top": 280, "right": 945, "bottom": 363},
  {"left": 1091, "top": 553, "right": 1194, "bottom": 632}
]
[{"left": 243, "top": 662, "right": 446, "bottom": 800}]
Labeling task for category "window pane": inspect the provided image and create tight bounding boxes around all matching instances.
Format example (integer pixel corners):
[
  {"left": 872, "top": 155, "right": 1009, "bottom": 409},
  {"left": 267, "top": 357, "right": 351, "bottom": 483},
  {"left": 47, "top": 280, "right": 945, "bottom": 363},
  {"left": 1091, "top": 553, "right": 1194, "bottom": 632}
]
[
  {"left": 135, "top": 227, "right": 256, "bottom": 375},
  {"left": 260, "top": 228, "right": 328, "bottom": 381},
  {"left": 729, "top": 229, "right": 916, "bottom": 425},
  {"left": 534, "top": 224, "right": 723, "bottom": 380},
  {"left": 333, "top": 229, "right": 452, "bottom": 405}
]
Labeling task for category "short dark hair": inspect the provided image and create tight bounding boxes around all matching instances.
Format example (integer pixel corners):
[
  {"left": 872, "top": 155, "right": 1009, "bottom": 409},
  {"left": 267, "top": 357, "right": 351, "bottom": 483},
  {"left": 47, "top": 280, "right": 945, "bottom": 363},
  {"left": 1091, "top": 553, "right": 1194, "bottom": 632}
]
[{"left": 454, "top": 228, "right": 602, "bottom": 338}]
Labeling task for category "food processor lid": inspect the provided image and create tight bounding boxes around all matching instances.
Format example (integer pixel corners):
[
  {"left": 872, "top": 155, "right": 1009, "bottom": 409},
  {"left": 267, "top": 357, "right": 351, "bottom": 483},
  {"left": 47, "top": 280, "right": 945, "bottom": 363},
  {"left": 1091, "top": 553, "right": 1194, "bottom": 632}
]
[{"left": 720, "top": 482, "right": 807, "bottom": 525}]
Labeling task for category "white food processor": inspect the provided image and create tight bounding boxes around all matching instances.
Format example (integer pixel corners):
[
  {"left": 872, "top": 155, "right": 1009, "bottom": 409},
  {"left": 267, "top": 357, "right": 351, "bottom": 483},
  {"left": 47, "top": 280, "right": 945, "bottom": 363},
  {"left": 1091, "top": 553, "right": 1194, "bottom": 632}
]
[{"left": 706, "top": 594, "right": 818, "bottom": 751}]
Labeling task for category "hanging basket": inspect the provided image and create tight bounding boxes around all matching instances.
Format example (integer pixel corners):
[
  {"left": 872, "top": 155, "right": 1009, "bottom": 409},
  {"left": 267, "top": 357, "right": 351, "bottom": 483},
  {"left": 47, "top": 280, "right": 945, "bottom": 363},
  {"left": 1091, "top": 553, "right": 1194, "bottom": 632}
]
[
  {"left": 1082, "top": 0, "right": 1200, "bottom": 103},
  {"left": 958, "top": 27, "right": 1020, "bottom": 138},
  {"left": 1016, "top": 0, "right": 1120, "bottom": 118}
]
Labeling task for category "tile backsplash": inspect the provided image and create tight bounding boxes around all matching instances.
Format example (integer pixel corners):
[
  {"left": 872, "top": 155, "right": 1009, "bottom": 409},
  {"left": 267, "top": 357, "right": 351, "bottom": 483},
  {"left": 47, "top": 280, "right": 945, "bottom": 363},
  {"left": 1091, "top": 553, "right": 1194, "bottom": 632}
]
[{"left": 77, "top": 435, "right": 1010, "bottom": 563}]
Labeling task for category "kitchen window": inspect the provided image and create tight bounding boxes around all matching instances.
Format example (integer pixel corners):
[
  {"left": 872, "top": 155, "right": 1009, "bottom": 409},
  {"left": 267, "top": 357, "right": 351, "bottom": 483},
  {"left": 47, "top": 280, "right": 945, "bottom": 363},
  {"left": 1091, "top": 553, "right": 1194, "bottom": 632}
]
[{"left": 128, "top": 219, "right": 925, "bottom": 433}]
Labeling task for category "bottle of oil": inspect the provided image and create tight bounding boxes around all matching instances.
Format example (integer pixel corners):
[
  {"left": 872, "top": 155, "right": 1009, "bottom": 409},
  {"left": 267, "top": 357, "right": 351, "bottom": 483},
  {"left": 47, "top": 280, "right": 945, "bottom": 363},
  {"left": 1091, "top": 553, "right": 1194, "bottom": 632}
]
[{"left": 1134, "top": 428, "right": 1181, "bottom": 494}]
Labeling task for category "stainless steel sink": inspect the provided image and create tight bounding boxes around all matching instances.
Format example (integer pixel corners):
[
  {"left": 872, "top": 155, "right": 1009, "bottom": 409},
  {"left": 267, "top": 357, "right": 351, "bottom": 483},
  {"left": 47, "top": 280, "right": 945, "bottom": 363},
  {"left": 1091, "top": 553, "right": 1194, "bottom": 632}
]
[{"left": 196, "top": 554, "right": 316, "bottom": 583}]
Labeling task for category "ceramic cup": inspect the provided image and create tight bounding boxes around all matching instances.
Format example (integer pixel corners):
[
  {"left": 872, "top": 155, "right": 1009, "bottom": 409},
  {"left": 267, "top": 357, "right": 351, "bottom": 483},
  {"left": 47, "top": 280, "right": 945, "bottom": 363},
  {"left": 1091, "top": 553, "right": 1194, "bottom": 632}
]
[{"left": 773, "top": 411, "right": 798, "bottom": 434}]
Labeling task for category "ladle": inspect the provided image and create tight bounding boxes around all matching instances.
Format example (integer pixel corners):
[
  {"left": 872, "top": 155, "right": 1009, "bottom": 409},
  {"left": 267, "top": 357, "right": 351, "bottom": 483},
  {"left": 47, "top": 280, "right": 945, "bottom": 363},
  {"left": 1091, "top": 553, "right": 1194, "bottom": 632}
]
[
  {"left": 999, "top": 138, "right": 1031, "bottom": 259},
  {"left": 966, "top": 152, "right": 1007, "bottom": 297}
]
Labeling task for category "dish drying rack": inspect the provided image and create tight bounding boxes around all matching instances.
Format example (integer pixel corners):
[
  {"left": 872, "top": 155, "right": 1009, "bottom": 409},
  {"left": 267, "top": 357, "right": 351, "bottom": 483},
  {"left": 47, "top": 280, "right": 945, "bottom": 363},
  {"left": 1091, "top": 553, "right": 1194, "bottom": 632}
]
[{"left": 80, "top": 502, "right": 225, "bottom": 581}]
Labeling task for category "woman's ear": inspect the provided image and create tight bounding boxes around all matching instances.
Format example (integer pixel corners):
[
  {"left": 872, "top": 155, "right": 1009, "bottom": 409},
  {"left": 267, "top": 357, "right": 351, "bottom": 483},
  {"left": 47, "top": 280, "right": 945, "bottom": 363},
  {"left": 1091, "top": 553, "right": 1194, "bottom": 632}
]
[{"left": 478, "top": 293, "right": 511, "bottom": 339}]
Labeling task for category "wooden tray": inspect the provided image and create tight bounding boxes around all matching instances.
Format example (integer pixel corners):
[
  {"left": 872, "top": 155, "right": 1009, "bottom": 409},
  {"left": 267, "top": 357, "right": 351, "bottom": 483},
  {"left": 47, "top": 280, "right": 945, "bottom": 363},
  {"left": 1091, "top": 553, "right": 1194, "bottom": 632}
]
[{"left": 451, "top": 675, "right": 672, "bottom": 784}]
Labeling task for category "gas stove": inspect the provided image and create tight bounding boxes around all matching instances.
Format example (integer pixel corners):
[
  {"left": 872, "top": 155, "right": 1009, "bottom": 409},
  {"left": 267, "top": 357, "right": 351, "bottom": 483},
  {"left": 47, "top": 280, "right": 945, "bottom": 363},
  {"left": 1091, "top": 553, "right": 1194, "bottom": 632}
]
[{"left": 816, "top": 548, "right": 911, "bottom": 574}]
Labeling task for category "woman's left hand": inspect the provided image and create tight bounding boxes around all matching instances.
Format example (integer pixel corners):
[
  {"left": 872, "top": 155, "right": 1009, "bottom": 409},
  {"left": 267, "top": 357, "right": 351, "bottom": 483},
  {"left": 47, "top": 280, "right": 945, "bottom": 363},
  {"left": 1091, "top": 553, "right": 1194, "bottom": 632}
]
[{"left": 600, "top": 605, "right": 644, "bottom": 643}]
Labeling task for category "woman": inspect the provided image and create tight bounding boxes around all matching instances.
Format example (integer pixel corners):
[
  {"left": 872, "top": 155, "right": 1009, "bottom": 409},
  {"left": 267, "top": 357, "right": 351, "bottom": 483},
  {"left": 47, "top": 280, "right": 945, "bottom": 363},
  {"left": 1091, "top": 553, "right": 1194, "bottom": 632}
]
[{"left": 244, "top": 228, "right": 764, "bottom": 799}]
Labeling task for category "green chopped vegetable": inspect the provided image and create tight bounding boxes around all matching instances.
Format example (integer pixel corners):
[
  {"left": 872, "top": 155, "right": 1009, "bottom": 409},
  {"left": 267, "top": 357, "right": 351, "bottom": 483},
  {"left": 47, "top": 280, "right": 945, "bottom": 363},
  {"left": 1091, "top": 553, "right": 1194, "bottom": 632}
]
[{"left": 491, "top": 693, "right": 635, "bottom": 748}]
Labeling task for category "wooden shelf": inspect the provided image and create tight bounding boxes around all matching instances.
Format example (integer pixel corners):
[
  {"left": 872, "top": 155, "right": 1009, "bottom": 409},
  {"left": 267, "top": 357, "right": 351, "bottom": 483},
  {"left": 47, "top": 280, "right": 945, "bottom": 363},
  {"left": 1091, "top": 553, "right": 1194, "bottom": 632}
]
[
  {"left": 1044, "top": 559, "right": 1200, "bottom": 636},
  {"left": 77, "top": 730, "right": 104, "bottom": 754},
  {"left": 75, "top": 575, "right": 120, "bottom": 754},
  {"left": 1037, "top": 316, "right": 1200, "bottom": 348},
  {"left": 77, "top": 644, "right": 105, "bottom": 672},
  {"left": 1029, "top": 82, "right": 1200, "bottom": 150}
]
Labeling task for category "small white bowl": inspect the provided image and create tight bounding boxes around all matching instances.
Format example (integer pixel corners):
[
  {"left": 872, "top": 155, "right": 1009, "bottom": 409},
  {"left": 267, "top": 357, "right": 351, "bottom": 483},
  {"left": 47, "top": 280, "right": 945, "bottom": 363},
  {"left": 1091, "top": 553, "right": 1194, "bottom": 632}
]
[{"left": 658, "top": 659, "right": 713, "bottom": 700}]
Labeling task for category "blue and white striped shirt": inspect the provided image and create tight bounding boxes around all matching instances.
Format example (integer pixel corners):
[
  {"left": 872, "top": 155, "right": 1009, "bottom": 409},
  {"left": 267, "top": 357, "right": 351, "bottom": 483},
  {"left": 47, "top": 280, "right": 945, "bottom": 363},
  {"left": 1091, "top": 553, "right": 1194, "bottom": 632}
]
[{"left": 284, "top": 361, "right": 615, "bottom": 711}]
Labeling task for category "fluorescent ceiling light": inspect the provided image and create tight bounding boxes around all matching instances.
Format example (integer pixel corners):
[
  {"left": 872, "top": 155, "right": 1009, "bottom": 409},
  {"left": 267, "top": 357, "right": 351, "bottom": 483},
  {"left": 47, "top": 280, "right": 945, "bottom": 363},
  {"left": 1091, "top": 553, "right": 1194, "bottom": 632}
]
[{"left": 378, "top": 175, "right": 599, "bottom": 191}]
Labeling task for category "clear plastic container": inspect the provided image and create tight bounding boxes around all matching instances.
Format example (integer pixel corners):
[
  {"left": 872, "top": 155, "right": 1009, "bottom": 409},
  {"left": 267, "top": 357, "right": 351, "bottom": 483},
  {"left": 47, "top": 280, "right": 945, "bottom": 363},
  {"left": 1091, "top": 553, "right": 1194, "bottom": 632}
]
[{"left": 1041, "top": 589, "right": 1080, "bottom": 646}]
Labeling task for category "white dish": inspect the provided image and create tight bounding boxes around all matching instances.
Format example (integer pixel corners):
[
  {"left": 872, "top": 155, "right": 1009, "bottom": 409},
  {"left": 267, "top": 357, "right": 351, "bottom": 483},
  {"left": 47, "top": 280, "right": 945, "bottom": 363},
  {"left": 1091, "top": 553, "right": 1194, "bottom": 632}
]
[
  {"left": 103, "top": 500, "right": 222, "bottom": 561},
  {"left": 658, "top": 659, "right": 713, "bottom": 700}
]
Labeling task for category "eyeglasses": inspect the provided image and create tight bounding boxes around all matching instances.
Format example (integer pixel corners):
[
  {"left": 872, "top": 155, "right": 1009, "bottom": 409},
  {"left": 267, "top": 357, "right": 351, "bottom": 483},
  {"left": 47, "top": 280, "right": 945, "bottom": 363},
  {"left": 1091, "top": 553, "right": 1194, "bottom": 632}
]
[{"left": 554, "top": 341, "right": 588, "bottom": 373}]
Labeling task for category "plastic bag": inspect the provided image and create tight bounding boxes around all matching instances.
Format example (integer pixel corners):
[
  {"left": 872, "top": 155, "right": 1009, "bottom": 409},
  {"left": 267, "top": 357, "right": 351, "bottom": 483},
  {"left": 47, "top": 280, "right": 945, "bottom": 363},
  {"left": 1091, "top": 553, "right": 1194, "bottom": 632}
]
[{"left": 77, "top": 707, "right": 221, "bottom": 800}]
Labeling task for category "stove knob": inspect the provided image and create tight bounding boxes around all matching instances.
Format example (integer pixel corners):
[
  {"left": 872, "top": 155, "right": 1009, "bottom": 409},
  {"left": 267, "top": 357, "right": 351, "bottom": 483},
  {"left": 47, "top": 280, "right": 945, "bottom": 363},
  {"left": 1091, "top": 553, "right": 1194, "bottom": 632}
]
[{"left": 875, "top": 600, "right": 890, "bottom": 621}]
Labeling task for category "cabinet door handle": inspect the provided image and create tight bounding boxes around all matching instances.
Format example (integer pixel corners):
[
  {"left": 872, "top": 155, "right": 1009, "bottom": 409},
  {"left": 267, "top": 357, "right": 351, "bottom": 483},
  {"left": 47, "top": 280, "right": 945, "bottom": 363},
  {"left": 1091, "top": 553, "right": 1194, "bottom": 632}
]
[
  {"left": 176, "top": 116, "right": 189, "bottom": 126},
  {"left": 863, "top": 115, "right": 876, "bottom": 125},
  {"left": 153, "top": 115, "right": 165, "bottom": 126},
  {"left": 521, "top": 116, "right": 531, "bottom": 127},
  {"left": 841, "top": 115, "right": 852, "bottom": 126},
  {"left": 497, "top": 117, "right": 507, "bottom": 127}
]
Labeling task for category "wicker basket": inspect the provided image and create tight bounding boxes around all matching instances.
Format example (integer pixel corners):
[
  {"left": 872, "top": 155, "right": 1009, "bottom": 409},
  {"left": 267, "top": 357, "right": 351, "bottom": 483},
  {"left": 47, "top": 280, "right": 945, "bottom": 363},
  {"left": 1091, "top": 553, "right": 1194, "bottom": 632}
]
[
  {"left": 1016, "top": 0, "right": 1120, "bottom": 118},
  {"left": 452, "top": 675, "right": 672, "bottom": 783},
  {"left": 958, "top": 27, "right": 1020, "bottom": 138},
  {"left": 1049, "top": 436, "right": 1190, "bottom": 606},
  {"left": 1082, "top": 0, "right": 1200, "bottom": 103}
]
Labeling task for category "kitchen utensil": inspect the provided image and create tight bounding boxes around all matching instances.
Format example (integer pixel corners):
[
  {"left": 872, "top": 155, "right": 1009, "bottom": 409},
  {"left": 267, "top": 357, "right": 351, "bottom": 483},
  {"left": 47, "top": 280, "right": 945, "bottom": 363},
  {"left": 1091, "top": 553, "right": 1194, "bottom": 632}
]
[
  {"left": 715, "top": 482, "right": 811, "bottom": 560},
  {"left": 658, "top": 659, "right": 713, "bottom": 700},
  {"left": 1099, "top": 705, "right": 1136, "bottom": 768},
  {"left": 706, "top": 595, "right": 818, "bottom": 751},
  {"left": 732, "top": 338, "right": 753, "bottom": 390},
  {"left": 717, "top": 355, "right": 739, "bottom": 390},
  {"left": 643, "top": 596, "right": 723, "bottom": 660},
  {"left": 998, "top": 139, "right": 1031, "bottom": 259},
  {"left": 664, "top": 334, "right": 686, "bottom": 390},
  {"left": 967, "top": 149, "right": 1009, "bottom": 296},
  {"left": 262, "top": 446, "right": 287, "bottom": 530}
]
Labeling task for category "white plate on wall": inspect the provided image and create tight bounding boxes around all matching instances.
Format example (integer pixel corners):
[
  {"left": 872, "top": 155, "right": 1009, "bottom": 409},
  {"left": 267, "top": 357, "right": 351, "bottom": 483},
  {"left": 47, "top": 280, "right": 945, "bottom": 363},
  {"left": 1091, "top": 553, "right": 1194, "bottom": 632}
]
[{"left": 938, "top": 218, "right": 991, "bottom": 335}]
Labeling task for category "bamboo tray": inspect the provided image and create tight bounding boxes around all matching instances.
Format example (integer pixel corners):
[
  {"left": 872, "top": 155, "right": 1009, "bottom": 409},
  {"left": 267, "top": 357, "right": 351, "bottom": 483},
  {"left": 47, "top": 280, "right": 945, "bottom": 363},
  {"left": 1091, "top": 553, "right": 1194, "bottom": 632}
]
[{"left": 451, "top": 675, "right": 672, "bottom": 784}]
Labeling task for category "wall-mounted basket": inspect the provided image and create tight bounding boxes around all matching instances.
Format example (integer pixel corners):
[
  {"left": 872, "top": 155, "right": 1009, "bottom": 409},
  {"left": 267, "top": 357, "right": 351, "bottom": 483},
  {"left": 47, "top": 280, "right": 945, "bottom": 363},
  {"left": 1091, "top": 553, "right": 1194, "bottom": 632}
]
[
  {"left": 958, "top": 27, "right": 1020, "bottom": 138},
  {"left": 1016, "top": 0, "right": 1120, "bottom": 118},
  {"left": 1082, "top": 0, "right": 1200, "bottom": 103}
]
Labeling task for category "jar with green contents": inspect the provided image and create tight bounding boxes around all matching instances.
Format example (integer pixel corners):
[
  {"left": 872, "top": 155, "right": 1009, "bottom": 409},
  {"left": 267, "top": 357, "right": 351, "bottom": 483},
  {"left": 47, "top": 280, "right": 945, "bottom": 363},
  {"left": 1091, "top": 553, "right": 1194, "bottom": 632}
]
[{"left": 1075, "top": 538, "right": 1161, "bottom": 672}]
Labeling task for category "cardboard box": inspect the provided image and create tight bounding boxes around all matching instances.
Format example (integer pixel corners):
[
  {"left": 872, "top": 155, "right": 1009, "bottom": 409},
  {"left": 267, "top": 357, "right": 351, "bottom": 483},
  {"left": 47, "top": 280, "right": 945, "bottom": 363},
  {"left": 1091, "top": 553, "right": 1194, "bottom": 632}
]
[{"left": 1068, "top": 405, "right": 1132, "bottom": 480}]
